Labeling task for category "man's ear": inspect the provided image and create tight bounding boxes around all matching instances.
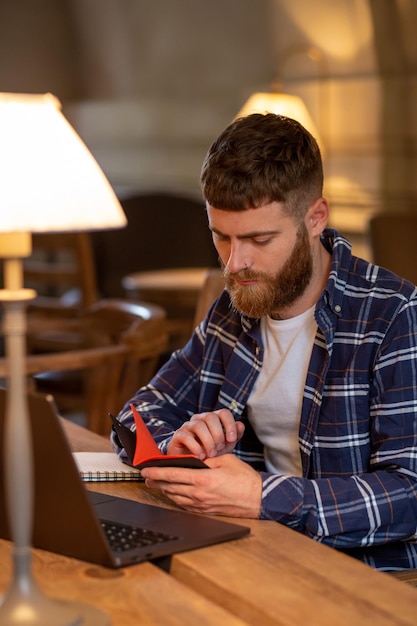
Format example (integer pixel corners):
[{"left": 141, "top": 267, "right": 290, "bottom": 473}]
[{"left": 307, "top": 197, "right": 329, "bottom": 235}]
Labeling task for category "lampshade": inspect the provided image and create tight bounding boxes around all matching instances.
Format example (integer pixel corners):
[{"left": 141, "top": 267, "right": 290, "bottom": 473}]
[
  {"left": 0, "top": 91, "right": 122, "bottom": 624},
  {"left": 235, "top": 91, "right": 322, "bottom": 150},
  {"left": 0, "top": 92, "right": 126, "bottom": 234}
]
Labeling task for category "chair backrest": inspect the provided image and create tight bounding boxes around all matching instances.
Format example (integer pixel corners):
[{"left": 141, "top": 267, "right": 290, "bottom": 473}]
[
  {"left": 368, "top": 212, "right": 417, "bottom": 285},
  {"left": 0, "top": 299, "right": 168, "bottom": 435},
  {"left": 80, "top": 299, "right": 169, "bottom": 419},
  {"left": 24, "top": 232, "right": 99, "bottom": 314},
  {"left": 91, "top": 193, "right": 218, "bottom": 298}
]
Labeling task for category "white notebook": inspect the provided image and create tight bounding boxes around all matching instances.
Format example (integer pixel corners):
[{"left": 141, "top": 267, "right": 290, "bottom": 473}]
[{"left": 73, "top": 451, "right": 143, "bottom": 482}]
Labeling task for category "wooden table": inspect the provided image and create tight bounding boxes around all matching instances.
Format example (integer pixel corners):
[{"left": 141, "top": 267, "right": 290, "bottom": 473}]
[
  {"left": 2, "top": 419, "right": 417, "bottom": 626},
  {"left": 123, "top": 267, "right": 209, "bottom": 350},
  {"left": 0, "top": 543, "right": 244, "bottom": 626},
  {"left": 171, "top": 519, "right": 417, "bottom": 626},
  {"left": 122, "top": 267, "right": 208, "bottom": 307}
]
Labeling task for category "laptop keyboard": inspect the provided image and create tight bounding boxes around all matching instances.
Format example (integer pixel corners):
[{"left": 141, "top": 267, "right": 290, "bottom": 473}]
[{"left": 101, "top": 519, "right": 179, "bottom": 553}]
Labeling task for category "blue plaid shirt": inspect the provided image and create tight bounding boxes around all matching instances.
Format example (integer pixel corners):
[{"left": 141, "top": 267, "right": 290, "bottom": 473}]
[{"left": 113, "top": 229, "right": 417, "bottom": 571}]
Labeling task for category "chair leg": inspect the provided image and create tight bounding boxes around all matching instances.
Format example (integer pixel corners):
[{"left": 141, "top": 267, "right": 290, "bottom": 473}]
[{"left": 84, "top": 360, "right": 124, "bottom": 436}]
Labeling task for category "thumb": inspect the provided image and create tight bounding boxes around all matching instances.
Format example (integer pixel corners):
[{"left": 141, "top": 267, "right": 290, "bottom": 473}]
[{"left": 236, "top": 421, "right": 245, "bottom": 441}]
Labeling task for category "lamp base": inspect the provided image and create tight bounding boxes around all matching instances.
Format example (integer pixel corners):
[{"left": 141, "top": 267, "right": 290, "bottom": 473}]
[
  {"left": 0, "top": 589, "right": 110, "bottom": 626},
  {"left": 0, "top": 556, "right": 110, "bottom": 626}
]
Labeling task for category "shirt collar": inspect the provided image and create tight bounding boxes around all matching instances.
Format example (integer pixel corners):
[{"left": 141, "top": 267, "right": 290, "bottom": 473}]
[{"left": 319, "top": 228, "right": 352, "bottom": 317}]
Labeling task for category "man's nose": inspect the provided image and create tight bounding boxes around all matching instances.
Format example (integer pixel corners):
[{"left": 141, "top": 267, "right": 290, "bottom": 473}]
[{"left": 225, "top": 242, "right": 249, "bottom": 274}]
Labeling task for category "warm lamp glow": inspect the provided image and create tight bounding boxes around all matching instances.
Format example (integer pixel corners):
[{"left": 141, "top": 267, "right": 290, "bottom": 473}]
[
  {"left": 0, "top": 92, "right": 118, "bottom": 625},
  {"left": 236, "top": 91, "right": 322, "bottom": 148},
  {"left": 0, "top": 92, "right": 126, "bottom": 233}
]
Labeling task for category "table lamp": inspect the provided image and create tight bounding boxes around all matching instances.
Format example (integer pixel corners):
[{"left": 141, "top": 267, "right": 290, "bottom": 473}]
[{"left": 0, "top": 93, "right": 127, "bottom": 625}]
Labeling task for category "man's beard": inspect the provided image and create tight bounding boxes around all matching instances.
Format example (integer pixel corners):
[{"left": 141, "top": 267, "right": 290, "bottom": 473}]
[{"left": 222, "top": 223, "right": 313, "bottom": 318}]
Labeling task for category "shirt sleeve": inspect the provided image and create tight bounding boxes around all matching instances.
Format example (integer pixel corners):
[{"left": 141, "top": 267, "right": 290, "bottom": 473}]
[{"left": 259, "top": 470, "right": 417, "bottom": 548}]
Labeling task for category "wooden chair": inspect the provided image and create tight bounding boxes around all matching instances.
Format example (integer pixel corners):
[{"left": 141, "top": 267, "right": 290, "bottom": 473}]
[
  {"left": 193, "top": 268, "right": 225, "bottom": 327},
  {"left": 368, "top": 212, "right": 417, "bottom": 285},
  {"left": 0, "top": 299, "right": 168, "bottom": 435},
  {"left": 24, "top": 232, "right": 99, "bottom": 317}
]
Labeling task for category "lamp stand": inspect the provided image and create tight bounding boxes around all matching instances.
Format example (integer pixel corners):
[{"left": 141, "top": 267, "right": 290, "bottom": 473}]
[{"left": 0, "top": 234, "right": 109, "bottom": 625}]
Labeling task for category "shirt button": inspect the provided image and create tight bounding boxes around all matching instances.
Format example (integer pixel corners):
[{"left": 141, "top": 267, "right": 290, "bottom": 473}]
[
  {"left": 334, "top": 304, "right": 341, "bottom": 313},
  {"left": 230, "top": 400, "right": 239, "bottom": 411}
]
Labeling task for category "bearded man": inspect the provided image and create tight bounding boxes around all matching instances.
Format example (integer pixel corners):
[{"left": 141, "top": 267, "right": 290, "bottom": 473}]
[{"left": 112, "top": 113, "right": 417, "bottom": 572}]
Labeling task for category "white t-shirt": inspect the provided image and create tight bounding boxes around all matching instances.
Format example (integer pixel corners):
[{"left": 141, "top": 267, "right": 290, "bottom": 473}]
[{"left": 247, "top": 305, "right": 317, "bottom": 477}]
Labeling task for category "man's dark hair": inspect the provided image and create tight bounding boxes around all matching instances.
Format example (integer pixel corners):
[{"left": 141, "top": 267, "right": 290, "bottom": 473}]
[{"left": 200, "top": 113, "right": 323, "bottom": 220}]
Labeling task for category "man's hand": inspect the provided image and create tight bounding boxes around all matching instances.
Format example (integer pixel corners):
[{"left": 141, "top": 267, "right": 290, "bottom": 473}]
[
  {"left": 141, "top": 453, "right": 262, "bottom": 518},
  {"left": 167, "top": 408, "right": 245, "bottom": 460}
]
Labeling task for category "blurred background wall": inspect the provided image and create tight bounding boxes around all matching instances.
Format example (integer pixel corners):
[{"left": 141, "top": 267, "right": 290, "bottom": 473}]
[{"left": 0, "top": 0, "right": 416, "bottom": 259}]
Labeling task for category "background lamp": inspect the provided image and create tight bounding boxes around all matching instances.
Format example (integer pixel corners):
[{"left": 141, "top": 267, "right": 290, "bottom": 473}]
[
  {"left": 0, "top": 92, "right": 126, "bottom": 625},
  {"left": 236, "top": 45, "right": 327, "bottom": 154},
  {"left": 235, "top": 90, "right": 321, "bottom": 143}
]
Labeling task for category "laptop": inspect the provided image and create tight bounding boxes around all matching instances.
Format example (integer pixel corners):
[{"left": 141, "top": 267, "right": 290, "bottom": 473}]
[{"left": 0, "top": 388, "right": 250, "bottom": 568}]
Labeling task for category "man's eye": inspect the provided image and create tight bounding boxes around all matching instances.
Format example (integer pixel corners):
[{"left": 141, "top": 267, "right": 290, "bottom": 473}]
[{"left": 253, "top": 238, "right": 272, "bottom": 246}]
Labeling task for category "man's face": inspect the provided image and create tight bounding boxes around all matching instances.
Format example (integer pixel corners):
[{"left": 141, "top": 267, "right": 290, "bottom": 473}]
[{"left": 207, "top": 201, "right": 313, "bottom": 318}]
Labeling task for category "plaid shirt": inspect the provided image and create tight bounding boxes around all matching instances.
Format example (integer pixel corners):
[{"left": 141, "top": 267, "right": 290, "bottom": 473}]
[{"left": 114, "top": 229, "right": 417, "bottom": 571}]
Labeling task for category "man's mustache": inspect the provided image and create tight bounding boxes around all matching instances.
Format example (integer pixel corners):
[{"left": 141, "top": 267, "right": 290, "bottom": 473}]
[{"left": 222, "top": 267, "right": 269, "bottom": 282}]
